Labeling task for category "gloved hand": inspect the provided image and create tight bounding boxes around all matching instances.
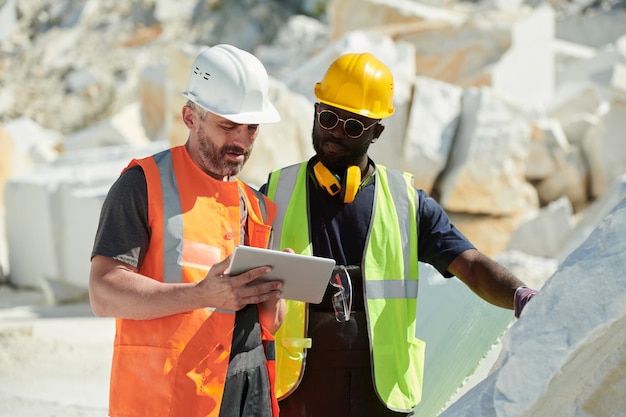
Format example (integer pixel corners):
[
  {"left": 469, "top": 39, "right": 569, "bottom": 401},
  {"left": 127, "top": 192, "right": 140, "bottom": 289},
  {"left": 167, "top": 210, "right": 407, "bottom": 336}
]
[{"left": 514, "top": 286, "right": 538, "bottom": 318}]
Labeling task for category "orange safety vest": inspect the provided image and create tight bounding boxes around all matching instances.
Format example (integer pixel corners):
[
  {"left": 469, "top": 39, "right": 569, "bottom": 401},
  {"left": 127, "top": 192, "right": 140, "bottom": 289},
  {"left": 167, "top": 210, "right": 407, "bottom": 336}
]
[{"left": 108, "top": 145, "right": 279, "bottom": 417}]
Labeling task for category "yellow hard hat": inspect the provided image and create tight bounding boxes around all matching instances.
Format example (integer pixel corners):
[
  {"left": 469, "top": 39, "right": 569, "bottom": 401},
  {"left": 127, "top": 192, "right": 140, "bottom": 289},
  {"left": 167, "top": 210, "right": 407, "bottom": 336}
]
[{"left": 314, "top": 52, "right": 395, "bottom": 119}]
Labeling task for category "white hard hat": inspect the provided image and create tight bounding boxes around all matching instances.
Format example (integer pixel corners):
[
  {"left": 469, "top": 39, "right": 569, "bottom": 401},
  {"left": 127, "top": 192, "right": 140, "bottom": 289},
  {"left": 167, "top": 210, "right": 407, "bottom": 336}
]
[{"left": 182, "top": 44, "right": 280, "bottom": 124}]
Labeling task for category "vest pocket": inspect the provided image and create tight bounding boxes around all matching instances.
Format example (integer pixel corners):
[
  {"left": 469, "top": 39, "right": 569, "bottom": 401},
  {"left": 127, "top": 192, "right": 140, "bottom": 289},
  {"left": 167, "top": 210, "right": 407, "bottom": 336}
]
[
  {"left": 247, "top": 220, "right": 272, "bottom": 248},
  {"left": 110, "top": 345, "right": 176, "bottom": 416}
]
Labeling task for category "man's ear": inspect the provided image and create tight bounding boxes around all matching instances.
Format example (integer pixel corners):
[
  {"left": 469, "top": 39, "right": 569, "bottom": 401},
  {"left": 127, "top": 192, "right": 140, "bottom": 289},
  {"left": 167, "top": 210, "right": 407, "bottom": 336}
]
[
  {"left": 371, "top": 124, "right": 385, "bottom": 143},
  {"left": 182, "top": 105, "right": 195, "bottom": 129}
]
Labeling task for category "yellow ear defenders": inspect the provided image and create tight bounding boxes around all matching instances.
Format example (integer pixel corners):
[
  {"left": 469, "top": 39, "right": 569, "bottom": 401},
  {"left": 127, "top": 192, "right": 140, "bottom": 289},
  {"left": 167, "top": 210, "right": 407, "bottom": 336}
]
[{"left": 313, "top": 161, "right": 361, "bottom": 203}]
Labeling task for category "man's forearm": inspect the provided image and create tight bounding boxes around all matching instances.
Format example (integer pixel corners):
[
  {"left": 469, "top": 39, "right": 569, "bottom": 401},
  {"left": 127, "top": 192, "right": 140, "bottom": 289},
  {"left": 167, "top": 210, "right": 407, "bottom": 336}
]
[{"left": 448, "top": 249, "right": 527, "bottom": 310}]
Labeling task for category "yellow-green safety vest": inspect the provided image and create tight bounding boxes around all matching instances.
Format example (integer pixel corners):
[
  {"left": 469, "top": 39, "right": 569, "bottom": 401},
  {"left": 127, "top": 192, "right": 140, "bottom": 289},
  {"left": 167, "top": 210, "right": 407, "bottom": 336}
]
[{"left": 265, "top": 162, "right": 425, "bottom": 413}]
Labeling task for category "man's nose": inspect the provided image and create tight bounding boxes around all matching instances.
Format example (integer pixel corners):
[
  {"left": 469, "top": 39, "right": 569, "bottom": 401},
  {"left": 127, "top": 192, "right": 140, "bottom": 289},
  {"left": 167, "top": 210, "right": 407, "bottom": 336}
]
[{"left": 327, "top": 122, "right": 345, "bottom": 138}]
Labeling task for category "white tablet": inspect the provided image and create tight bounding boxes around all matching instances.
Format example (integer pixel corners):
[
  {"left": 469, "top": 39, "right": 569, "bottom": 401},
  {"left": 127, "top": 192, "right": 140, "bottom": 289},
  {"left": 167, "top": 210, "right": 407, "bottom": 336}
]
[{"left": 227, "top": 246, "right": 336, "bottom": 304}]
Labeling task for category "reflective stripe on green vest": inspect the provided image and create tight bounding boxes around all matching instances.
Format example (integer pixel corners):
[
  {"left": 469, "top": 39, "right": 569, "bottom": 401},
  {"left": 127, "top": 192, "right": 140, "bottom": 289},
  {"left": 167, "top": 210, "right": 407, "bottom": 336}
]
[{"left": 266, "top": 162, "right": 425, "bottom": 411}]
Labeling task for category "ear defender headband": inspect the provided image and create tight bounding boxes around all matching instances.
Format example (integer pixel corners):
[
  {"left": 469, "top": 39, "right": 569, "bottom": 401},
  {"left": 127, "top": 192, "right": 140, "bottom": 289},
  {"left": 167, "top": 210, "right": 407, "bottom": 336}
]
[{"left": 313, "top": 161, "right": 361, "bottom": 203}]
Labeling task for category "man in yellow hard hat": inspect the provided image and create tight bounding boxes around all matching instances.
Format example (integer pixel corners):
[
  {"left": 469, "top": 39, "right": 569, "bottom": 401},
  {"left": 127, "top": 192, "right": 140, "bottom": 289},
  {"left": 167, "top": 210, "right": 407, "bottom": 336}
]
[{"left": 260, "top": 52, "right": 538, "bottom": 416}]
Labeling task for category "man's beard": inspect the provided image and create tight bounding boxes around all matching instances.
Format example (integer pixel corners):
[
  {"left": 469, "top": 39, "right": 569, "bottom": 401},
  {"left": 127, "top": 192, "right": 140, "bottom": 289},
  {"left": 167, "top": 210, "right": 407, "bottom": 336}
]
[
  {"left": 312, "top": 129, "right": 369, "bottom": 173},
  {"left": 197, "top": 125, "right": 251, "bottom": 177}
]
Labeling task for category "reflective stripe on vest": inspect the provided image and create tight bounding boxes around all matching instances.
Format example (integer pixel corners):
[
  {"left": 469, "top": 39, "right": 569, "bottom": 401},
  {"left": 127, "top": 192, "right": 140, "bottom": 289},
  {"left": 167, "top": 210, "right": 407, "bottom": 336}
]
[
  {"left": 266, "top": 163, "right": 310, "bottom": 399},
  {"left": 363, "top": 166, "right": 424, "bottom": 412},
  {"left": 109, "top": 146, "right": 278, "bottom": 417},
  {"left": 266, "top": 162, "right": 425, "bottom": 411}
]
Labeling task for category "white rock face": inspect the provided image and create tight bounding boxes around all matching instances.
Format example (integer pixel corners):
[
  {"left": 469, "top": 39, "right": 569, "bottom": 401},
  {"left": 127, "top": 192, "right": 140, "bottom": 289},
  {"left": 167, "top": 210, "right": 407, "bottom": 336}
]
[
  {"left": 440, "top": 196, "right": 626, "bottom": 417},
  {"left": 438, "top": 87, "right": 538, "bottom": 216},
  {"left": 403, "top": 77, "right": 463, "bottom": 193},
  {"left": 506, "top": 196, "right": 574, "bottom": 258},
  {"left": 413, "top": 264, "right": 514, "bottom": 417}
]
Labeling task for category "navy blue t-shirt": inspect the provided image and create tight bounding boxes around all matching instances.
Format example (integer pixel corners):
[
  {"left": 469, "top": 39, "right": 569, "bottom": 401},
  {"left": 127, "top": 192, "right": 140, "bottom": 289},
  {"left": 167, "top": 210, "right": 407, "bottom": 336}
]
[{"left": 261, "top": 159, "right": 475, "bottom": 311}]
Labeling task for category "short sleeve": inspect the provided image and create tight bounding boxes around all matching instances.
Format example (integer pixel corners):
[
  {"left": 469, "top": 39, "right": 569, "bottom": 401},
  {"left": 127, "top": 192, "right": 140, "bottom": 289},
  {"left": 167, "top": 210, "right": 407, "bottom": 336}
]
[
  {"left": 91, "top": 166, "right": 150, "bottom": 269},
  {"left": 417, "top": 189, "right": 475, "bottom": 277}
]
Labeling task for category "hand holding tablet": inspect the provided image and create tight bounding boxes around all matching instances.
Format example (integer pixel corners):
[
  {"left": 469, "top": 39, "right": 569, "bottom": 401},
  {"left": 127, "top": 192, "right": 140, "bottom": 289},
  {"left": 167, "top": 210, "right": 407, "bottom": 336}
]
[{"left": 228, "top": 246, "right": 336, "bottom": 304}]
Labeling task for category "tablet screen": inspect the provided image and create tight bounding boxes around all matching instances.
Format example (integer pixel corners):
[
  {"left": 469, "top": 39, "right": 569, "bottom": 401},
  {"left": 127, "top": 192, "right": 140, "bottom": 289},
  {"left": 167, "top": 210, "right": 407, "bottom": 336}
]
[{"left": 228, "top": 246, "right": 336, "bottom": 304}]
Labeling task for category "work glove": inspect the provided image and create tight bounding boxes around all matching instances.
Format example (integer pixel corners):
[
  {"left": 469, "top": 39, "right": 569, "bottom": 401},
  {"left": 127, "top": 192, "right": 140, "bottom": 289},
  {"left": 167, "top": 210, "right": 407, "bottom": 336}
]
[{"left": 514, "top": 286, "right": 538, "bottom": 318}]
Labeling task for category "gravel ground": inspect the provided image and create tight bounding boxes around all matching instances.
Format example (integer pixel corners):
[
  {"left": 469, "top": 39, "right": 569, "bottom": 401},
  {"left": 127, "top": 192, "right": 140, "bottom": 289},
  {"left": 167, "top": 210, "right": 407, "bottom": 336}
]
[{"left": 0, "top": 285, "right": 114, "bottom": 417}]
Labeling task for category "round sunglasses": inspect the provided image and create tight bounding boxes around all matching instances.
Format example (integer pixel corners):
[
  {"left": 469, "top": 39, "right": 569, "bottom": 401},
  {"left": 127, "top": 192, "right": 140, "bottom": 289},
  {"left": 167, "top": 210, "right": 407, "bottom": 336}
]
[{"left": 316, "top": 109, "right": 379, "bottom": 139}]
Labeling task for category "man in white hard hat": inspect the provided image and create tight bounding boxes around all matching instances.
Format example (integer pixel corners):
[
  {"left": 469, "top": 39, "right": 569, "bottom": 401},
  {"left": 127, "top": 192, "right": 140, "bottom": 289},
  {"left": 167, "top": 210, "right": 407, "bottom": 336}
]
[{"left": 89, "top": 44, "right": 285, "bottom": 417}]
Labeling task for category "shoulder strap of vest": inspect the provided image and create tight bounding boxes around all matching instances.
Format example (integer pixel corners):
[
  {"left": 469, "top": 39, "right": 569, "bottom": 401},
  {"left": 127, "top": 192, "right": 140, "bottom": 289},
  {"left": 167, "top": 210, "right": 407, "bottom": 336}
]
[
  {"left": 235, "top": 179, "right": 277, "bottom": 226},
  {"left": 249, "top": 186, "right": 269, "bottom": 223},
  {"left": 378, "top": 164, "right": 420, "bottom": 223},
  {"left": 265, "top": 163, "right": 308, "bottom": 250}
]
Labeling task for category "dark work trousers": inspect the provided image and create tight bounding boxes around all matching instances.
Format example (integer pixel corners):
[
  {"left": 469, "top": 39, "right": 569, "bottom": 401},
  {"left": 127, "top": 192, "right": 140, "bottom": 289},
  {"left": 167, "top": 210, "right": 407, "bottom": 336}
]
[
  {"left": 219, "top": 343, "right": 272, "bottom": 417},
  {"left": 219, "top": 304, "right": 272, "bottom": 417},
  {"left": 278, "top": 311, "right": 411, "bottom": 417}
]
